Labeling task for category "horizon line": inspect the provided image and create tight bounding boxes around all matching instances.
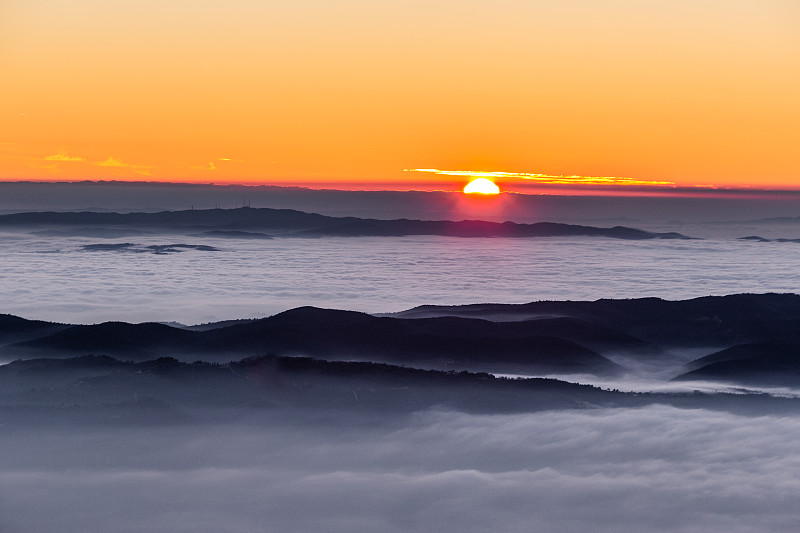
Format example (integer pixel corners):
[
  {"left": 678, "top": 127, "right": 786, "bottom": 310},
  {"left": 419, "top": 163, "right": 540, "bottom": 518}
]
[{"left": 2, "top": 178, "right": 800, "bottom": 200}]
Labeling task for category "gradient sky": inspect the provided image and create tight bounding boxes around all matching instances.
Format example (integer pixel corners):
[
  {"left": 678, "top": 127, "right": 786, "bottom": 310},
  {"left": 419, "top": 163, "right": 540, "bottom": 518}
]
[{"left": 2, "top": 0, "right": 798, "bottom": 192}]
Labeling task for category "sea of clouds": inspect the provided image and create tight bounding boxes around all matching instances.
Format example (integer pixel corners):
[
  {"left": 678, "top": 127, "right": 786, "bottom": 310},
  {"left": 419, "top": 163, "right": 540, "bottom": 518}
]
[
  {"left": 3, "top": 405, "right": 800, "bottom": 532},
  {"left": 3, "top": 233, "right": 800, "bottom": 324}
]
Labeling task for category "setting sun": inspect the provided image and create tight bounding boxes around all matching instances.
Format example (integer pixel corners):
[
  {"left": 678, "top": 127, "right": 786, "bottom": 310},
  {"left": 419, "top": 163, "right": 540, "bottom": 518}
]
[{"left": 464, "top": 178, "right": 501, "bottom": 195}]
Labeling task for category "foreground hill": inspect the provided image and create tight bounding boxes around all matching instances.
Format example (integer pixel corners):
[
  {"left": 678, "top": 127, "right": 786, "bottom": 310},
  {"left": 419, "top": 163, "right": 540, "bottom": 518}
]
[
  {"left": 392, "top": 293, "right": 800, "bottom": 386},
  {"left": 0, "top": 314, "right": 68, "bottom": 344},
  {"left": 674, "top": 340, "right": 800, "bottom": 386},
  {"left": 1, "top": 355, "right": 797, "bottom": 427},
  {"left": 7, "top": 308, "right": 624, "bottom": 376},
  {"left": 6, "top": 294, "right": 800, "bottom": 385},
  {"left": 0, "top": 207, "right": 691, "bottom": 239}
]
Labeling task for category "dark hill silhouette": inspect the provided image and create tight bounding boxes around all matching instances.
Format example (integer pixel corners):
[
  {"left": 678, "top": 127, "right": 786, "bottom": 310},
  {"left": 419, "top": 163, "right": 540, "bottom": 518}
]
[
  {"left": 12, "top": 322, "right": 196, "bottom": 359},
  {"left": 189, "top": 230, "right": 273, "bottom": 239},
  {"left": 182, "top": 318, "right": 258, "bottom": 331},
  {"left": 3, "top": 355, "right": 800, "bottom": 425},
  {"left": 6, "top": 308, "right": 622, "bottom": 376},
  {"left": 0, "top": 354, "right": 616, "bottom": 419},
  {"left": 674, "top": 340, "right": 800, "bottom": 386},
  {"left": 299, "top": 218, "right": 691, "bottom": 239},
  {"left": 7, "top": 293, "right": 800, "bottom": 378},
  {"left": 0, "top": 207, "right": 331, "bottom": 231},
  {"left": 80, "top": 243, "right": 219, "bottom": 254},
  {"left": 685, "top": 340, "right": 800, "bottom": 370},
  {"left": 31, "top": 227, "right": 152, "bottom": 238},
  {"left": 0, "top": 207, "right": 692, "bottom": 240},
  {"left": 195, "top": 307, "right": 623, "bottom": 375},
  {"left": 738, "top": 236, "right": 800, "bottom": 243},
  {"left": 0, "top": 314, "right": 68, "bottom": 344},
  {"left": 0, "top": 354, "right": 128, "bottom": 393},
  {"left": 392, "top": 293, "right": 800, "bottom": 347}
]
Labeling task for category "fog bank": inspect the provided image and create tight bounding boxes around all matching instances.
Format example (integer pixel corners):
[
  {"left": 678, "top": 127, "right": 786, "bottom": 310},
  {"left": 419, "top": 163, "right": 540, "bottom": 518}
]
[{"left": 3, "top": 406, "right": 800, "bottom": 532}]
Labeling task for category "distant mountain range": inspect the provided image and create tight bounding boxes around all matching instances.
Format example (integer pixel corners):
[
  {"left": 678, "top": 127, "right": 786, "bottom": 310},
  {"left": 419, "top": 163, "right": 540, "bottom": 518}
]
[
  {"left": 3, "top": 294, "right": 800, "bottom": 386},
  {"left": 738, "top": 236, "right": 800, "bottom": 243},
  {"left": 0, "top": 207, "right": 692, "bottom": 239}
]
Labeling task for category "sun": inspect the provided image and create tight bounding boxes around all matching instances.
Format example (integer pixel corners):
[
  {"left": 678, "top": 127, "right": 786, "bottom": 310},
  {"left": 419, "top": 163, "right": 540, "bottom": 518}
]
[{"left": 463, "top": 178, "right": 500, "bottom": 195}]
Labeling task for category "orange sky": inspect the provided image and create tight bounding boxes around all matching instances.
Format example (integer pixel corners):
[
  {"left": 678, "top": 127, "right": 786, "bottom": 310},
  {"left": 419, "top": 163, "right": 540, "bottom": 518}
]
[{"left": 2, "top": 0, "right": 798, "bottom": 192}]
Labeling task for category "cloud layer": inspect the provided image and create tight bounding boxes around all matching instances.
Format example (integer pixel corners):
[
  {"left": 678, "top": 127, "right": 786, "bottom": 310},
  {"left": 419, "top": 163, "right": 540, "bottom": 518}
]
[
  {"left": 3, "top": 406, "right": 800, "bottom": 532},
  {"left": 3, "top": 232, "right": 800, "bottom": 325}
]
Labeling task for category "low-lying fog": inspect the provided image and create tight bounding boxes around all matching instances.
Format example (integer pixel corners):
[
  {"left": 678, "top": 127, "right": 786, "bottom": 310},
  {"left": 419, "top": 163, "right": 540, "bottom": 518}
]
[
  {"left": 3, "top": 406, "right": 800, "bottom": 532},
  {"left": 514, "top": 347, "right": 800, "bottom": 398}
]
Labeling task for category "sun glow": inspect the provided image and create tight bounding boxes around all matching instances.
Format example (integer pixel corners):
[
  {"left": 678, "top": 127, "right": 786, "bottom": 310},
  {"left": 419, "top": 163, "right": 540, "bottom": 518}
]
[{"left": 463, "top": 178, "right": 500, "bottom": 195}]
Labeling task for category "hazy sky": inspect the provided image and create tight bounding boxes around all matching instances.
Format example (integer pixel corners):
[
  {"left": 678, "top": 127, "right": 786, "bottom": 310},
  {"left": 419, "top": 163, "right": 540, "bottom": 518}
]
[{"left": 2, "top": 0, "right": 798, "bottom": 191}]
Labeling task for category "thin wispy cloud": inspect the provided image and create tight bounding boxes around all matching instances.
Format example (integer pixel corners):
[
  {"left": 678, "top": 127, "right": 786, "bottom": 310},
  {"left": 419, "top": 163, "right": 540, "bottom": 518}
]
[
  {"left": 44, "top": 153, "right": 84, "bottom": 162},
  {"left": 406, "top": 169, "right": 675, "bottom": 187},
  {"left": 96, "top": 157, "right": 128, "bottom": 167},
  {"left": 95, "top": 156, "right": 152, "bottom": 176},
  {"left": 189, "top": 157, "right": 243, "bottom": 171}
]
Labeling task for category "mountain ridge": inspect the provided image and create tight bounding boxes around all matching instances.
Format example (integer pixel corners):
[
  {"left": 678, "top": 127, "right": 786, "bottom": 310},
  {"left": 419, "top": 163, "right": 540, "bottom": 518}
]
[
  {"left": 3, "top": 354, "right": 800, "bottom": 424},
  {"left": 5, "top": 294, "right": 800, "bottom": 385},
  {"left": 0, "top": 207, "right": 693, "bottom": 240}
]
